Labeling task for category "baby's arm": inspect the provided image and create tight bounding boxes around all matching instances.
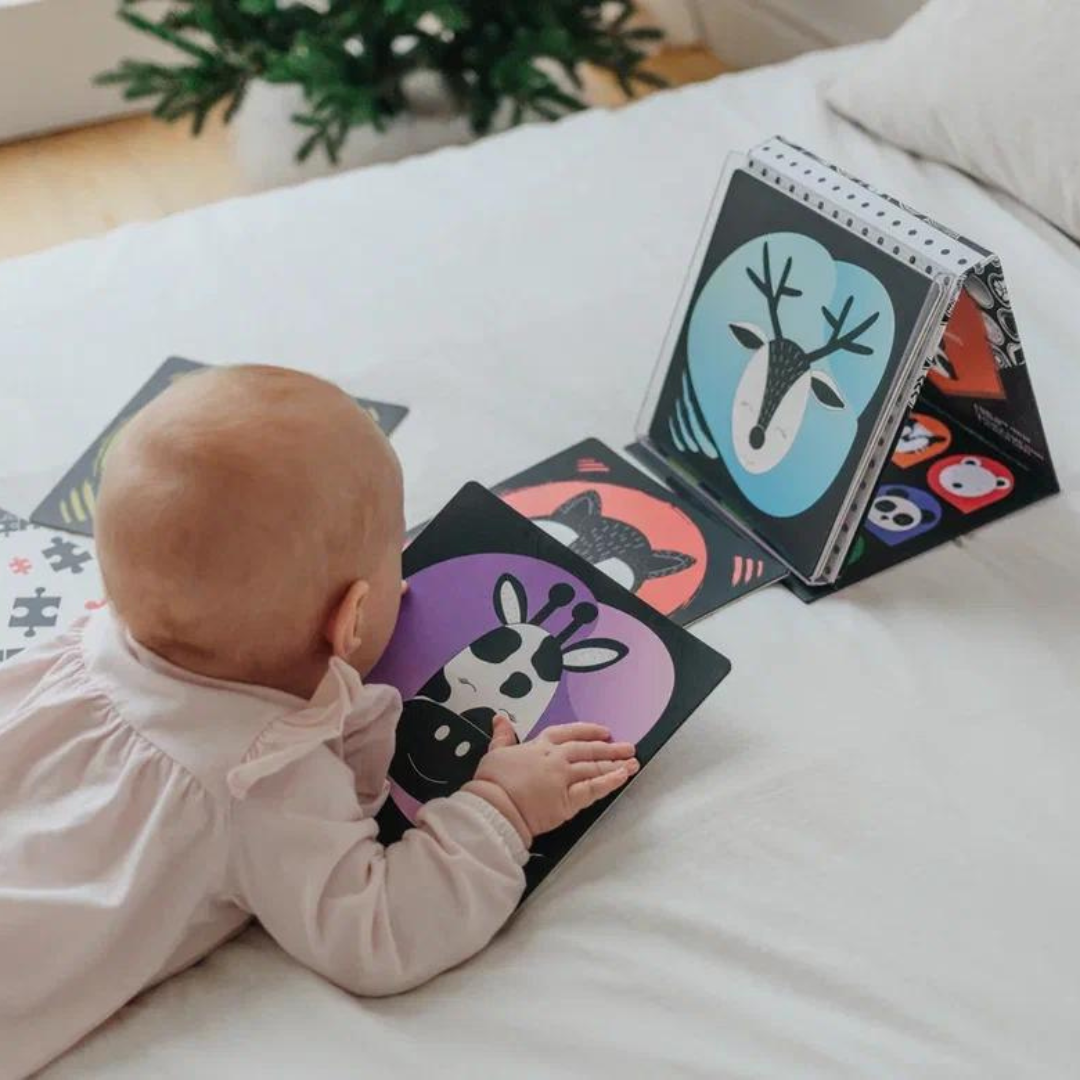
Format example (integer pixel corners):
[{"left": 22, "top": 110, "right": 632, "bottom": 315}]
[
  {"left": 229, "top": 747, "right": 527, "bottom": 997},
  {"left": 228, "top": 721, "right": 635, "bottom": 997}
]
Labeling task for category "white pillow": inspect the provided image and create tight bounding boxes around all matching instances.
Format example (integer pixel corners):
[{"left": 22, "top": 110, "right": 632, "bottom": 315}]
[{"left": 825, "top": 0, "right": 1080, "bottom": 241}]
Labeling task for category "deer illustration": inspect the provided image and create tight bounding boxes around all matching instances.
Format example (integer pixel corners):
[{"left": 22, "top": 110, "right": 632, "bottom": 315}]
[{"left": 728, "top": 242, "right": 880, "bottom": 474}]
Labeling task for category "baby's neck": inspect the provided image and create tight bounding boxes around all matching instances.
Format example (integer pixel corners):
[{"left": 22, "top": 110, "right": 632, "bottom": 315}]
[
  {"left": 149, "top": 637, "right": 331, "bottom": 701},
  {"left": 247, "top": 660, "right": 329, "bottom": 700}
]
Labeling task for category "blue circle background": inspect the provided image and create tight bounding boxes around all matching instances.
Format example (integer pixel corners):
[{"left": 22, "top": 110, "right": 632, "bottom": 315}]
[{"left": 687, "top": 231, "right": 896, "bottom": 517}]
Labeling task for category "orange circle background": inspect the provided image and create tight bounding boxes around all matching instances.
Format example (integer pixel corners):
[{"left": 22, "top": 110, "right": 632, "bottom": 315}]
[{"left": 502, "top": 481, "right": 707, "bottom": 615}]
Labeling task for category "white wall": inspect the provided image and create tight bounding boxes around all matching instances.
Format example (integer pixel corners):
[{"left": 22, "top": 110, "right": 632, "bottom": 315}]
[
  {"left": 646, "top": 0, "right": 924, "bottom": 67},
  {"left": 0, "top": 0, "right": 172, "bottom": 142},
  {"left": 641, "top": 0, "right": 704, "bottom": 45}
]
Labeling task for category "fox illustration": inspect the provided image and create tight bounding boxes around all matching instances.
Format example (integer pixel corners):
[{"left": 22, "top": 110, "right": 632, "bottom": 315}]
[{"left": 533, "top": 490, "right": 695, "bottom": 593}]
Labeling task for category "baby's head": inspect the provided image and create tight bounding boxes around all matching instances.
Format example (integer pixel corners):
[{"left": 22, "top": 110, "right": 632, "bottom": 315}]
[{"left": 96, "top": 365, "right": 404, "bottom": 696}]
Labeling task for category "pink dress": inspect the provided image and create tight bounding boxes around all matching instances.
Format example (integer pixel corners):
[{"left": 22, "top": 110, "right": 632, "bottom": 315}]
[{"left": 0, "top": 609, "right": 527, "bottom": 1079}]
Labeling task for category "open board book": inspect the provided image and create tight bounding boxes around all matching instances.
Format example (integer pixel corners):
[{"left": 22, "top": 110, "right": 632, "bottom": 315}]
[
  {"left": 632, "top": 136, "right": 1058, "bottom": 597},
  {"left": 374, "top": 483, "right": 731, "bottom": 897}
]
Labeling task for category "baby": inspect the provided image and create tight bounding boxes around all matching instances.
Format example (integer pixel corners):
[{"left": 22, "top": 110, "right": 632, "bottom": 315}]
[{"left": 0, "top": 366, "right": 638, "bottom": 1078}]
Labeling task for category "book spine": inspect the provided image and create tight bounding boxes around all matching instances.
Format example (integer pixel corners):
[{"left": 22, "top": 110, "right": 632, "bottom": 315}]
[{"left": 747, "top": 138, "right": 985, "bottom": 280}]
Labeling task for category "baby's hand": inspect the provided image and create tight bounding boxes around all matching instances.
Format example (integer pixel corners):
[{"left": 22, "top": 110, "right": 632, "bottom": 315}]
[{"left": 464, "top": 718, "right": 638, "bottom": 846}]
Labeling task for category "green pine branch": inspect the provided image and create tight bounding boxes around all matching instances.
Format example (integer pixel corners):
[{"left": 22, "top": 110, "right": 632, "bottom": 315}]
[{"left": 97, "top": 0, "right": 668, "bottom": 162}]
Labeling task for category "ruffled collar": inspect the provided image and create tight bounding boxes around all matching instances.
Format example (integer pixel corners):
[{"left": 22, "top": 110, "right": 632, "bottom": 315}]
[
  {"left": 118, "top": 621, "right": 400, "bottom": 799},
  {"left": 226, "top": 658, "right": 400, "bottom": 799}
]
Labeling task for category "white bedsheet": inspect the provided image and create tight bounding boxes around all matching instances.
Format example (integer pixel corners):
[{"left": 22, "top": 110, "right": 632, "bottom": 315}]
[{"left": 2, "top": 44, "right": 1078, "bottom": 1079}]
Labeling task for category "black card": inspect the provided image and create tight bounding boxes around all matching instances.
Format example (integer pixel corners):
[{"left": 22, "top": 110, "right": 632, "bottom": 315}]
[
  {"left": 31, "top": 357, "right": 409, "bottom": 537},
  {"left": 491, "top": 438, "right": 785, "bottom": 624},
  {"left": 371, "top": 482, "right": 731, "bottom": 897},
  {"left": 645, "top": 167, "right": 935, "bottom": 581}
]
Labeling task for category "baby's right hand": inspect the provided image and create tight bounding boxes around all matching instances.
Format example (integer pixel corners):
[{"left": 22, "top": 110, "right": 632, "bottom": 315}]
[{"left": 464, "top": 717, "right": 639, "bottom": 845}]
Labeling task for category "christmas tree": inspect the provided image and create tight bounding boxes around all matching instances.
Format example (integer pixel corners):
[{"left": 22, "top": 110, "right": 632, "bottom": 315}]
[{"left": 98, "top": 1, "right": 665, "bottom": 162}]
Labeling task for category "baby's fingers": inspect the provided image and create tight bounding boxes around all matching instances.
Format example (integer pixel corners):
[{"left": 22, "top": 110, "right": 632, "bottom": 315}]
[
  {"left": 488, "top": 712, "right": 517, "bottom": 750},
  {"left": 570, "top": 758, "right": 640, "bottom": 782},
  {"left": 568, "top": 765, "right": 634, "bottom": 813},
  {"left": 563, "top": 739, "right": 636, "bottom": 763},
  {"left": 543, "top": 722, "right": 611, "bottom": 745}
]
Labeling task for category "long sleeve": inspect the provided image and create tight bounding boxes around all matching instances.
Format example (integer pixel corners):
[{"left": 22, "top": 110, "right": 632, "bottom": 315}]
[{"left": 227, "top": 744, "right": 527, "bottom": 997}]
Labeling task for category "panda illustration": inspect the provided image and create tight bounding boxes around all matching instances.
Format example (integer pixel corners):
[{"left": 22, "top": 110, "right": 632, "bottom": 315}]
[
  {"left": 928, "top": 454, "right": 1014, "bottom": 514},
  {"left": 865, "top": 485, "right": 943, "bottom": 547},
  {"left": 937, "top": 457, "right": 1011, "bottom": 498}
]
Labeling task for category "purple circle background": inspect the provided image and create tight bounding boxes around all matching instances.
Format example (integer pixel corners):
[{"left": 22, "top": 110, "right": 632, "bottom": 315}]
[{"left": 370, "top": 553, "right": 675, "bottom": 744}]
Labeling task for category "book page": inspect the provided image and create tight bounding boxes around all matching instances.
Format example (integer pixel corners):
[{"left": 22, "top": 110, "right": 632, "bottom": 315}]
[
  {"left": 644, "top": 167, "right": 934, "bottom": 582},
  {"left": 374, "top": 483, "right": 731, "bottom": 898}
]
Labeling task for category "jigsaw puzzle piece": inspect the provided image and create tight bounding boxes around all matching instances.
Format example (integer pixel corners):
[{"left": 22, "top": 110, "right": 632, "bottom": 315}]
[
  {"left": 41, "top": 535, "right": 93, "bottom": 575},
  {"left": 9, "top": 587, "right": 61, "bottom": 638}
]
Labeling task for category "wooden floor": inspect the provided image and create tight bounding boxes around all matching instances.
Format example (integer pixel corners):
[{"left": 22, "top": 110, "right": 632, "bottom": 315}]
[{"left": 0, "top": 46, "right": 724, "bottom": 263}]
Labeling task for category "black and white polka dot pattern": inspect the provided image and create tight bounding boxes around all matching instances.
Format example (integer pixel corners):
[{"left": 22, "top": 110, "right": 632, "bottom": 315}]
[{"left": 749, "top": 137, "right": 988, "bottom": 281}]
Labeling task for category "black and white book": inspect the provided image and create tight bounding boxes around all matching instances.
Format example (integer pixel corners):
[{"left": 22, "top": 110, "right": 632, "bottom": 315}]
[
  {"left": 375, "top": 483, "right": 731, "bottom": 896},
  {"left": 633, "top": 136, "right": 1058, "bottom": 595}
]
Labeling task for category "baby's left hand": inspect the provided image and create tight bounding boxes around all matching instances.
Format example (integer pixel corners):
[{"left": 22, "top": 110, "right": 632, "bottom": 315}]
[{"left": 466, "top": 718, "right": 637, "bottom": 844}]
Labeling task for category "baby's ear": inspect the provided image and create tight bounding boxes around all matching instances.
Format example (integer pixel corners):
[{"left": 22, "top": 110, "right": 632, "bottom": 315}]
[{"left": 326, "top": 578, "right": 370, "bottom": 659}]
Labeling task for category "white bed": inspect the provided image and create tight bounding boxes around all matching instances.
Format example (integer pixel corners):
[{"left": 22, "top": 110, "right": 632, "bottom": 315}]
[{"left": 3, "top": 43, "right": 1078, "bottom": 1079}]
